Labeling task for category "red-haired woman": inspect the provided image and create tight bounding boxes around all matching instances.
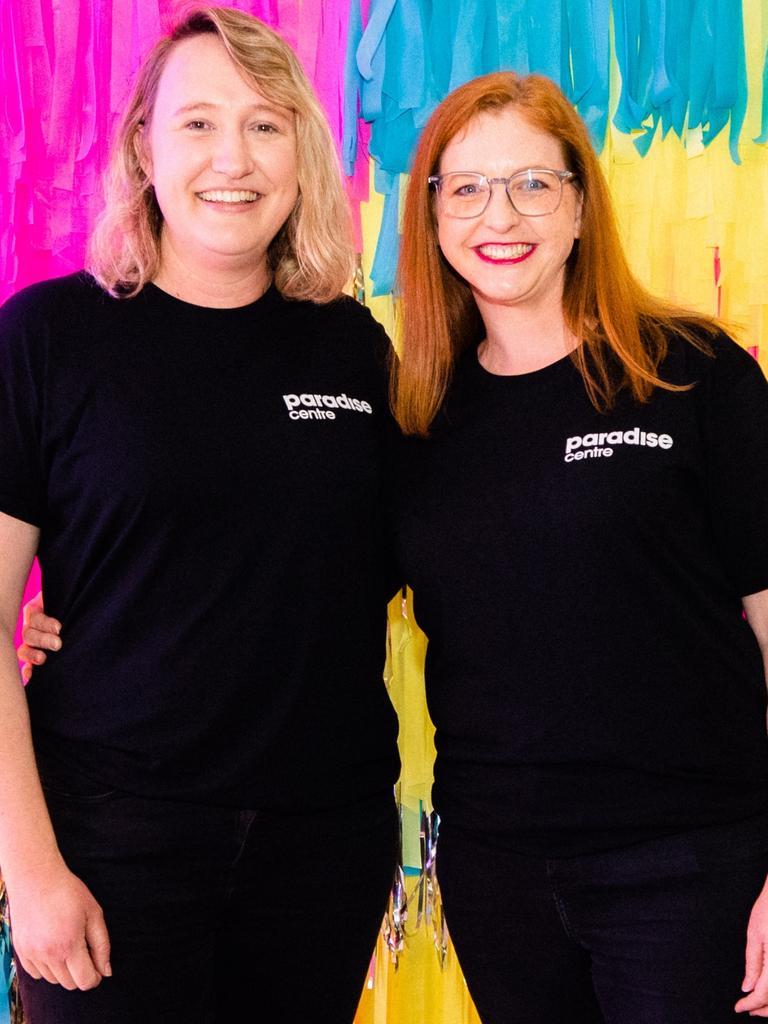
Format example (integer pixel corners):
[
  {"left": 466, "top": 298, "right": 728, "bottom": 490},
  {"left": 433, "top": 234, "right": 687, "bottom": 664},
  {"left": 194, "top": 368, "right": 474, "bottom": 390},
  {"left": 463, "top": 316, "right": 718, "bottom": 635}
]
[{"left": 391, "top": 72, "right": 768, "bottom": 1023}]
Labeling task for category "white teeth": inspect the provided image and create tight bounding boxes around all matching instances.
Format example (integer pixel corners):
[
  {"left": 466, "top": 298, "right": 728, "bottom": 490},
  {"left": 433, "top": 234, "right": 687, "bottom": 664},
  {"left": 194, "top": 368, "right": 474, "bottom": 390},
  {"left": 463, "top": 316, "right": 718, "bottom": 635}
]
[
  {"left": 197, "top": 190, "right": 260, "bottom": 203},
  {"left": 477, "top": 243, "right": 533, "bottom": 259}
]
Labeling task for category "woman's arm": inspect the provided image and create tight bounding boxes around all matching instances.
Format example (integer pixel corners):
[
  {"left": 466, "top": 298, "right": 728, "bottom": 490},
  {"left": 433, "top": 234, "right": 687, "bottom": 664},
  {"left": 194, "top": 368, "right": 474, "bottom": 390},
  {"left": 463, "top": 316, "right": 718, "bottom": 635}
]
[
  {"left": 0, "top": 510, "right": 110, "bottom": 990},
  {"left": 744, "top": 590, "right": 768, "bottom": 683},
  {"left": 734, "top": 588, "right": 768, "bottom": 1016}
]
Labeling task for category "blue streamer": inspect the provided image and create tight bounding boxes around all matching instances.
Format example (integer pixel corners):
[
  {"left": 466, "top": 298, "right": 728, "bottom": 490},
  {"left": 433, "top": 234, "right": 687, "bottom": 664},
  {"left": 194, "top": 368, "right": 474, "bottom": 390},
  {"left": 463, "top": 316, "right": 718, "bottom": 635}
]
[
  {"left": 647, "top": 0, "right": 675, "bottom": 109},
  {"left": 754, "top": 44, "right": 768, "bottom": 144},
  {"left": 370, "top": 178, "right": 400, "bottom": 296},
  {"left": 566, "top": 0, "right": 610, "bottom": 151},
  {"left": 0, "top": 914, "right": 12, "bottom": 1024},
  {"left": 342, "top": 0, "right": 364, "bottom": 176},
  {"left": 714, "top": 0, "right": 747, "bottom": 164},
  {"left": 688, "top": 0, "right": 714, "bottom": 128},
  {"left": 659, "top": 0, "right": 694, "bottom": 139},
  {"left": 358, "top": 0, "right": 397, "bottom": 121},
  {"left": 696, "top": 0, "right": 747, "bottom": 162},
  {"left": 611, "top": 0, "right": 745, "bottom": 161},
  {"left": 384, "top": 0, "right": 427, "bottom": 112},
  {"left": 527, "top": 0, "right": 563, "bottom": 87},
  {"left": 494, "top": 0, "right": 530, "bottom": 74},
  {"left": 448, "top": 0, "right": 491, "bottom": 91},
  {"left": 357, "top": 0, "right": 753, "bottom": 299},
  {"left": 612, "top": 0, "right": 648, "bottom": 133},
  {"left": 357, "top": 0, "right": 397, "bottom": 81}
]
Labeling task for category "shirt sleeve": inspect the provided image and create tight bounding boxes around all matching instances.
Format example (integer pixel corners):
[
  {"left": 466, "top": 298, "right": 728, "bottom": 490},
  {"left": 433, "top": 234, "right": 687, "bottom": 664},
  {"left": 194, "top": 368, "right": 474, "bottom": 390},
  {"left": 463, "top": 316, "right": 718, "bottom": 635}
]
[
  {"left": 700, "top": 332, "right": 768, "bottom": 597},
  {"left": 0, "top": 288, "right": 47, "bottom": 527}
]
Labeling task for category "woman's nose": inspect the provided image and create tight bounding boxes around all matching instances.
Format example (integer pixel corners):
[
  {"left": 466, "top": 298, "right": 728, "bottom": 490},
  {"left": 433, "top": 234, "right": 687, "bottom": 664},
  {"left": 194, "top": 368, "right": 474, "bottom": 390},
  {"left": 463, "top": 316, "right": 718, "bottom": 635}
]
[
  {"left": 481, "top": 180, "right": 523, "bottom": 229},
  {"left": 210, "top": 129, "right": 254, "bottom": 179}
]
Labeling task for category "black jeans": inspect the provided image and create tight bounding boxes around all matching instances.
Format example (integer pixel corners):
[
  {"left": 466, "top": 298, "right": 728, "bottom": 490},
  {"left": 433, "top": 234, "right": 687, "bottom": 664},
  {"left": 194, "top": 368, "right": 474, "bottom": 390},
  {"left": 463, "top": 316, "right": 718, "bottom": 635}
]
[
  {"left": 15, "top": 781, "right": 399, "bottom": 1023},
  {"left": 437, "top": 812, "right": 768, "bottom": 1024}
]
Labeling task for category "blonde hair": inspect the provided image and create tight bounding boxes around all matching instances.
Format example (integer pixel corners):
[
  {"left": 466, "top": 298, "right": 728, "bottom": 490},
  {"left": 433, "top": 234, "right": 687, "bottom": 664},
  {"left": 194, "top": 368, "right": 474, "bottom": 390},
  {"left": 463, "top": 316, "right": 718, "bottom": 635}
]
[
  {"left": 393, "top": 72, "right": 716, "bottom": 436},
  {"left": 88, "top": 7, "right": 353, "bottom": 302}
]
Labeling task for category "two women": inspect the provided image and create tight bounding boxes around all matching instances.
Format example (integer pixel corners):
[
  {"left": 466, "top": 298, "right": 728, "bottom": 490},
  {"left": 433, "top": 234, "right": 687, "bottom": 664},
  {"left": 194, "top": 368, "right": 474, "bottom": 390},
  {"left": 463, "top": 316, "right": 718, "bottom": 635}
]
[
  {"left": 0, "top": 9, "right": 398, "bottom": 1022},
  {"left": 12, "top": 21, "right": 768, "bottom": 1024}
]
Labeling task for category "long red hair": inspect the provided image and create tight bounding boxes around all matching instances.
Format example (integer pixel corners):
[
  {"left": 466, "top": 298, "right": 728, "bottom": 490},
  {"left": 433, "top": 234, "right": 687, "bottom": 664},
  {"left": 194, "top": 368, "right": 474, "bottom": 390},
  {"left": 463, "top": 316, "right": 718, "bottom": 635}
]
[{"left": 393, "top": 72, "right": 715, "bottom": 436}]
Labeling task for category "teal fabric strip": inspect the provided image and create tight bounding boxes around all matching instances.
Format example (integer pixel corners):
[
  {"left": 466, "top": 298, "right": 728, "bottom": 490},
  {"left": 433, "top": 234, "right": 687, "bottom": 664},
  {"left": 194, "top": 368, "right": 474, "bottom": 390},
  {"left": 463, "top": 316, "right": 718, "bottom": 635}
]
[
  {"left": 659, "top": 0, "right": 692, "bottom": 139},
  {"left": 0, "top": 916, "right": 12, "bottom": 1024},
  {"left": 357, "top": 0, "right": 396, "bottom": 120},
  {"left": 688, "top": 0, "right": 714, "bottom": 128},
  {"left": 370, "top": 178, "right": 401, "bottom": 296},
  {"left": 383, "top": 0, "right": 426, "bottom": 111},
  {"left": 567, "top": 0, "right": 610, "bottom": 150},
  {"left": 495, "top": 0, "right": 527, "bottom": 74},
  {"left": 343, "top": 0, "right": 364, "bottom": 175},
  {"left": 611, "top": 0, "right": 745, "bottom": 161},
  {"left": 527, "top": 0, "right": 563, "bottom": 87},
  {"left": 755, "top": 43, "right": 768, "bottom": 144},
  {"left": 612, "top": 0, "right": 647, "bottom": 132},
  {"left": 448, "top": 0, "right": 491, "bottom": 91},
  {"left": 697, "top": 0, "right": 746, "bottom": 162},
  {"left": 716, "top": 0, "right": 747, "bottom": 163},
  {"left": 647, "top": 0, "right": 675, "bottom": 110}
]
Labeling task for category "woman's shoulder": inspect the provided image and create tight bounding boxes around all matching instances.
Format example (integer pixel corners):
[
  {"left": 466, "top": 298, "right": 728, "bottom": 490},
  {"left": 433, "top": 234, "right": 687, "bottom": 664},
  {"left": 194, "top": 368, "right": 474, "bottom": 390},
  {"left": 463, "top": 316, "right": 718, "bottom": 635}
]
[
  {"left": 1, "top": 272, "right": 109, "bottom": 326},
  {"left": 658, "top": 318, "right": 763, "bottom": 389},
  {"left": 280, "top": 291, "right": 393, "bottom": 363}
]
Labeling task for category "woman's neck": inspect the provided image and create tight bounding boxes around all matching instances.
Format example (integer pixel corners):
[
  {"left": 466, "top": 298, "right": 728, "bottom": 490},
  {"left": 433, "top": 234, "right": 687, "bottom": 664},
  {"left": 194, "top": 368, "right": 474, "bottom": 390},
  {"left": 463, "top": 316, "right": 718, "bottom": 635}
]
[
  {"left": 475, "top": 294, "right": 578, "bottom": 375},
  {"left": 153, "top": 236, "right": 271, "bottom": 309}
]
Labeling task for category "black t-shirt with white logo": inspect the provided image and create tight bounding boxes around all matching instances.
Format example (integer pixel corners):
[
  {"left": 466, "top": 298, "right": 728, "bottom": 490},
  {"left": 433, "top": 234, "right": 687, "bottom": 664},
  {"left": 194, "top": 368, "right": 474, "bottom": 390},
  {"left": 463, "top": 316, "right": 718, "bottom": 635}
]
[
  {"left": 394, "top": 329, "right": 768, "bottom": 854},
  {"left": 0, "top": 272, "right": 399, "bottom": 807}
]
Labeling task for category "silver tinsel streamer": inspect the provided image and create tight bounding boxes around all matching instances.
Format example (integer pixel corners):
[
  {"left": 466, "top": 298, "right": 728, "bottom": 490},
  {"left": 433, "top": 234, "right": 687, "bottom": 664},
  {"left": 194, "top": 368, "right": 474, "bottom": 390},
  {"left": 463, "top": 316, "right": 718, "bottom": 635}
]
[
  {"left": 0, "top": 880, "right": 22, "bottom": 1024},
  {"left": 382, "top": 808, "right": 447, "bottom": 969}
]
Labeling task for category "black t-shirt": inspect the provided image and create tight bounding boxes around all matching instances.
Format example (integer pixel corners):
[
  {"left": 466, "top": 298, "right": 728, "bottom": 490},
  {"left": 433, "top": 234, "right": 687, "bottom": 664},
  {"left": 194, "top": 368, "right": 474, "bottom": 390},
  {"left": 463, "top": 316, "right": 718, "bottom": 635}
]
[
  {"left": 0, "top": 272, "right": 399, "bottom": 808},
  {"left": 394, "top": 329, "right": 768, "bottom": 855}
]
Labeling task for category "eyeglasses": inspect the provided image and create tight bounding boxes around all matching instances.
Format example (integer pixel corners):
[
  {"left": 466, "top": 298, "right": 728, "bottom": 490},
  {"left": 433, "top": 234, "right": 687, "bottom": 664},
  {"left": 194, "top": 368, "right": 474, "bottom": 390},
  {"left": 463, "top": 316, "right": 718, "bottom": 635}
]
[{"left": 427, "top": 168, "right": 576, "bottom": 218}]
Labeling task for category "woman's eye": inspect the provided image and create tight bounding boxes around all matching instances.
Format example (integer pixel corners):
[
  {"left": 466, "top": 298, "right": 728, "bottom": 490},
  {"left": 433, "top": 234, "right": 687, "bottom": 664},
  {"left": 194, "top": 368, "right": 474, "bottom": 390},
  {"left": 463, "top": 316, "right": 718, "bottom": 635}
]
[
  {"left": 254, "top": 122, "right": 278, "bottom": 133},
  {"left": 186, "top": 120, "right": 210, "bottom": 131},
  {"left": 516, "top": 177, "right": 550, "bottom": 192}
]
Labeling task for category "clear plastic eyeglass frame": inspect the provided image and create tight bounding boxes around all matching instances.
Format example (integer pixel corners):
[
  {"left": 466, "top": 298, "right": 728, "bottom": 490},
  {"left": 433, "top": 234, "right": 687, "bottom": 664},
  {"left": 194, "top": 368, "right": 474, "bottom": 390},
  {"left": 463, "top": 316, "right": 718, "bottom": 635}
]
[{"left": 427, "top": 168, "right": 576, "bottom": 218}]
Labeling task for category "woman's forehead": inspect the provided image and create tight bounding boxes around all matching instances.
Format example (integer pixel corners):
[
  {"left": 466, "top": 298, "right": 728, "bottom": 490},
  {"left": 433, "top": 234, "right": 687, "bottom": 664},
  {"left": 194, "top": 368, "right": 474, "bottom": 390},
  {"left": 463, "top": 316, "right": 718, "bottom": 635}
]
[
  {"left": 440, "top": 108, "right": 566, "bottom": 171},
  {"left": 152, "top": 34, "right": 292, "bottom": 122}
]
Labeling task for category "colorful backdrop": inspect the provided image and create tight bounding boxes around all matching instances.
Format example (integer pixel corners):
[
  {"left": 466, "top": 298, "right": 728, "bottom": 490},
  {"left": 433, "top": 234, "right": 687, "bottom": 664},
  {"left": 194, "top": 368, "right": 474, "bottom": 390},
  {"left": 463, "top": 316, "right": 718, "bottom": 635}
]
[{"left": 2, "top": 1, "right": 768, "bottom": 1022}]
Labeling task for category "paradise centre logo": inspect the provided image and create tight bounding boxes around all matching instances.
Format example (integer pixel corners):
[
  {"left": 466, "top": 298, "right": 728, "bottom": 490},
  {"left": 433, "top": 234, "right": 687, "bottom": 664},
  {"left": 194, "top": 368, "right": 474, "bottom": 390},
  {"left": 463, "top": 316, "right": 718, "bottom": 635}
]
[
  {"left": 564, "top": 427, "right": 673, "bottom": 462},
  {"left": 282, "top": 392, "right": 373, "bottom": 421}
]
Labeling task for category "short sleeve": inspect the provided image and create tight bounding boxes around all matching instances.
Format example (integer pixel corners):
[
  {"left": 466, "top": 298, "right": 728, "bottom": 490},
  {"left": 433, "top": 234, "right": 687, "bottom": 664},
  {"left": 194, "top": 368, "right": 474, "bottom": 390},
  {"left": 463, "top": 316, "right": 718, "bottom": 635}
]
[
  {"left": 0, "top": 289, "right": 46, "bottom": 527},
  {"left": 701, "top": 333, "right": 768, "bottom": 597}
]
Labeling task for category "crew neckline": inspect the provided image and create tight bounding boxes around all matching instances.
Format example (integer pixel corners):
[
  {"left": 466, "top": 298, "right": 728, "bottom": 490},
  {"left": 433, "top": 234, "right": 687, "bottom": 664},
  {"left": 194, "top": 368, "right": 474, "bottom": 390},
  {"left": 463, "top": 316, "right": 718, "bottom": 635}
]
[
  {"left": 143, "top": 280, "right": 282, "bottom": 316},
  {"left": 465, "top": 341, "right": 579, "bottom": 385}
]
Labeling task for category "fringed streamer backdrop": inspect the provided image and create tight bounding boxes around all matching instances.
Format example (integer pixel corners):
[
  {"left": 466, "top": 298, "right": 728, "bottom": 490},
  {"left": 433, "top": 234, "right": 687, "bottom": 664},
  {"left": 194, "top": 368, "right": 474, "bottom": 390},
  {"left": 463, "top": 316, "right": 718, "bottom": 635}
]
[{"left": 2, "top": 2, "right": 768, "bottom": 1023}]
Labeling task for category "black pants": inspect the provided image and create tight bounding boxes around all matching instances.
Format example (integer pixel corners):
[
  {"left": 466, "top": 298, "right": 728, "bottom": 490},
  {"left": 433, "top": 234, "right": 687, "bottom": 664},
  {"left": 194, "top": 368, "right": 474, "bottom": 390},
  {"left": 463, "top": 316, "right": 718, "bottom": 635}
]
[
  {"left": 16, "top": 782, "right": 399, "bottom": 1023},
  {"left": 437, "top": 812, "right": 768, "bottom": 1024}
]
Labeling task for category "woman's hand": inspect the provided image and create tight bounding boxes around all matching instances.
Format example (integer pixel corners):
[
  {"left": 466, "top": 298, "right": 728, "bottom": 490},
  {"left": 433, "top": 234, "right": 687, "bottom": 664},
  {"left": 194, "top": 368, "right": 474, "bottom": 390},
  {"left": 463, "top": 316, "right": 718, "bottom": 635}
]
[
  {"left": 17, "top": 591, "right": 62, "bottom": 683},
  {"left": 8, "top": 859, "right": 111, "bottom": 990},
  {"left": 736, "top": 878, "right": 768, "bottom": 1015}
]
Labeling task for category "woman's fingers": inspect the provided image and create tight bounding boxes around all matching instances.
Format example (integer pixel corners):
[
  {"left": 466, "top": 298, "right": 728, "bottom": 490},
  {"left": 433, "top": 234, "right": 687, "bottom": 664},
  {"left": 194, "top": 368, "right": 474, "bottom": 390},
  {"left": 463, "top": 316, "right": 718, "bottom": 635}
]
[{"left": 20, "top": 624, "right": 62, "bottom": 652}]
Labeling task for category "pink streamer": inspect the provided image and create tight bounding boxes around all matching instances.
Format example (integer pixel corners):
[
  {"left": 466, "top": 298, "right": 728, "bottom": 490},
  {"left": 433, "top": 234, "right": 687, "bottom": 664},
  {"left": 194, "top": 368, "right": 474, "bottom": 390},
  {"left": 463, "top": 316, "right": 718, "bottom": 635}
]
[
  {"left": 0, "top": 1, "right": 359, "bottom": 303},
  {"left": 110, "top": 0, "right": 134, "bottom": 114}
]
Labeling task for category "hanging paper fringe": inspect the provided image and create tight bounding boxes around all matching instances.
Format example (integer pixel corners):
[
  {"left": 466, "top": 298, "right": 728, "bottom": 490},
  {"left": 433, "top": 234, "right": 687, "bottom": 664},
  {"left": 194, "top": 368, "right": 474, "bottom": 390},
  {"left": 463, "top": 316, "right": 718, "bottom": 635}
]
[
  {"left": 2, "top": 1, "right": 766, "bottom": 307},
  {"left": 755, "top": 43, "right": 768, "bottom": 144},
  {"left": 613, "top": 0, "right": 748, "bottom": 161}
]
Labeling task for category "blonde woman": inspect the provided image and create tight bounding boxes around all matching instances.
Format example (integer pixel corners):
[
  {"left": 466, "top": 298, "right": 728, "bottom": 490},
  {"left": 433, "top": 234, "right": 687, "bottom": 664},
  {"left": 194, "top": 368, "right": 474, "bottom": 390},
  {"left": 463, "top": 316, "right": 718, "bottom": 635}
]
[
  {"left": 391, "top": 72, "right": 768, "bottom": 1023},
  {"left": 0, "top": 9, "right": 398, "bottom": 1022}
]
